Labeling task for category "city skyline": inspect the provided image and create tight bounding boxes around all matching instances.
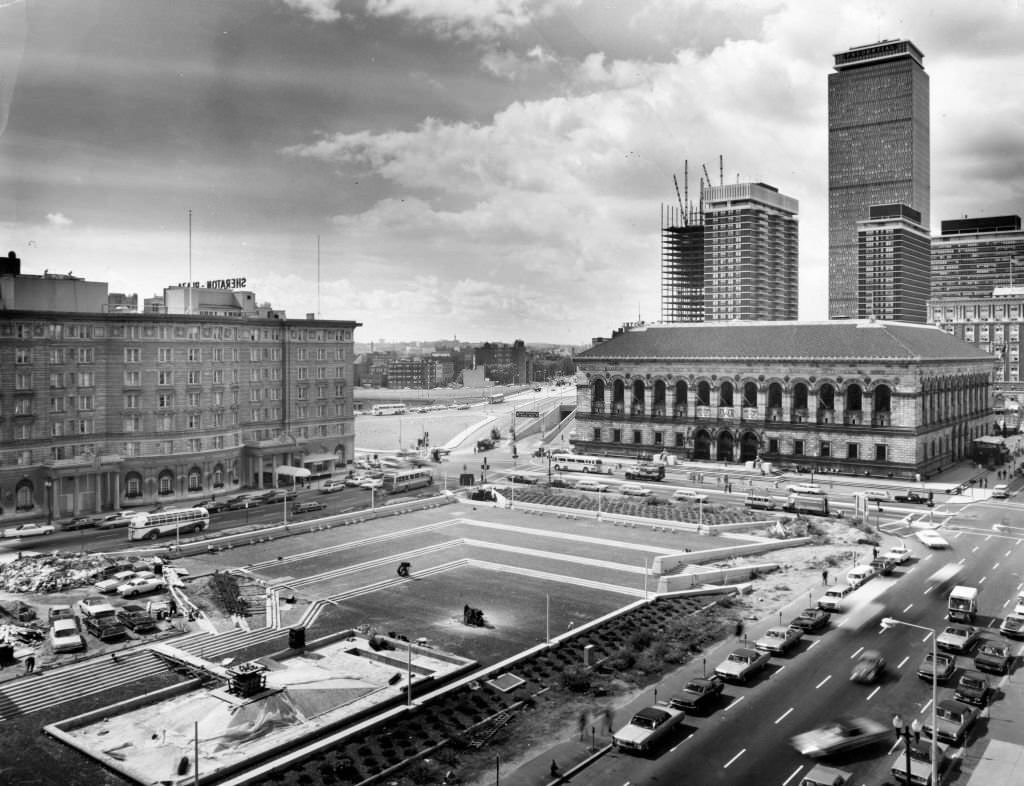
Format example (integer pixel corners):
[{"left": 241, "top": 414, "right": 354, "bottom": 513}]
[{"left": 2, "top": 0, "right": 1023, "bottom": 343}]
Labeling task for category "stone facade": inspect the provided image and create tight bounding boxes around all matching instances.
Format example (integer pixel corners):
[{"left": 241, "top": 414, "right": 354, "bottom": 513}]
[{"left": 573, "top": 321, "right": 994, "bottom": 480}]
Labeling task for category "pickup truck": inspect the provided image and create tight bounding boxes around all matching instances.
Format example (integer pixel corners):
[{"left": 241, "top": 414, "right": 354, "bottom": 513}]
[
  {"left": 624, "top": 463, "right": 665, "bottom": 481},
  {"left": 117, "top": 603, "right": 159, "bottom": 634},
  {"left": 613, "top": 703, "right": 685, "bottom": 754},
  {"left": 81, "top": 603, "right": 127, "bottom": 641},
  {"left": 893, "top": 490, "right": 928, "bottom": 504}
]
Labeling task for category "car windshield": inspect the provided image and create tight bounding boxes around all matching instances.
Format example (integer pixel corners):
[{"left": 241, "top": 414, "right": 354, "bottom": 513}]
[
  {"left": 980, "top": 645, "right": 1003, "bottom": 656},
  {"left": 961, "top": 677, "right": 983, "bottom": 689},
  {"left": 728, "top": 653, "right": 750, "bottom": 664}
]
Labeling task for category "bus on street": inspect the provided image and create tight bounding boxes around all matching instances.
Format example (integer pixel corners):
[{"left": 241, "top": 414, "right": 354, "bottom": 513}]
[
  {"left": 550, "top": 453, "right": 615, "bottom": 475},
  {"left": 383, "top": 468, "right": 434, "bottom": 493},
  {"left": 372, "top": 403, "right": 407, "bottom": 416},
  {"left": 128, "top": 507, "right": 210, "bottom": 540}
]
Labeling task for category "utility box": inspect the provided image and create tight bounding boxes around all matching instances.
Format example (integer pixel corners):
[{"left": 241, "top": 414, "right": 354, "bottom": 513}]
[{"left": 289, "top": 626, "right": 306, "bottom": 649}]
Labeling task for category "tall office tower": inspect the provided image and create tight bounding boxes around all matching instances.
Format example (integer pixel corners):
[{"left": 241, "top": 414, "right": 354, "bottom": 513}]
[
  {"left": 931, "top": 215, "right": 1024, "bottom": 298},
  {"left": 828, "top": 40, "right": 930, "bottom": 319},
  {"left": 857, "top": 204, "right": 931, "bottom": 322},
  {"left": 660, "top": 203, "right": 705, "bottom": 322},
  {"left": 703, "top": 182, "right": 799, "bottom": 321}
]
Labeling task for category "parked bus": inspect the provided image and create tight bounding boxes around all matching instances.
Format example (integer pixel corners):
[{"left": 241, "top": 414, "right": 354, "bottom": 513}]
[
  {"left": 383, "top": 468, "right": 434, "bottom": 494},
  {"left": 550, "top": 453, "right": 615, "bottom": 475},
  {"left": 782, "top": 494, "right": 830, "bottom": 515},
  {"left": 372, "top": 403, "right": 407, "bottom": 416},
  {"left": 487, "top": 393, "right": 505, "bottom": 404},
  {"left": 128, "top": 507, "right": 210, "bottom": 540}
]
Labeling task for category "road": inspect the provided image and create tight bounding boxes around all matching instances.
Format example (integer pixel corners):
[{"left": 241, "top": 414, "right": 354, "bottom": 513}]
[{"left": 571, "top": 498, "right": 1024, "bottom": 785}]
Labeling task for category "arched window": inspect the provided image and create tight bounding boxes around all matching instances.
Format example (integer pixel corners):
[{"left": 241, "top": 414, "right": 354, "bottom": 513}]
[
  {"left": 742, "top": 382, "right": 758, "bottom": 408},
  {"left": 697, "top": 381, "right": 712, "bottom": 406},
  {"left": 15, "top": 479, "right": 34, "bottom": 511},
  {"left": 591, "top": 378, "right": 606, "bottom": 413},
  {"left": 158, "top": 469, "right": 175, "bottom": 496},
  {"left": 212, "top": 463, "right": 225, "bottom": 488},
  {"left": 675, "top": 381, "right": 688, "bottom": 416},
  {"left": 125, "top": 471, "right": 143, "bottom": 498},
  {"left": 652, "top": 380, "right": 666, "bottom": 416},
  {"left": 719, "top": 381, "right": 734, "bottom": 407},
  {"left": 767, "top": 382, "right": 783, "bottom": 409},
  {"left": 612, "top": 379, "right": 625, "bottom": 414},
  {"left": 187, "top": 466, "right": 202, "bottom": 492},
  {"left": 792, "top": 382, "right": 808, "bottom": 410},
  {"left": 631, "top": 379, "right": 646, "bottom": 415}
]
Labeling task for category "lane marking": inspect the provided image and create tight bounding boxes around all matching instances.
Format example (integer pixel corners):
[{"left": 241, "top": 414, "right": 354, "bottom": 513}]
[
  {"left": 958, "top": 557, "right": 967, "bottom": 564},
  {"left": 782, "top": 765, "right": 804, "bottom": 786},
  {"left": 1006, "top": 550, "right": 1013, "bottom": 557},
  {"left": 807, "top": 640, "right": 820, "bottom": 650},
  {"left": 903, "top": 603, "right": 914, "bottom": 613},
  {"left": 897, "top": 656, "right": 909, "bottom": 669},
  {"left": 816, "top": 675, "right": 831, "bottom": 689},
  {"left": 985, "top": 534, "right": 992, "bottom": 541},
  {"left": 851, "top": 647, "right": 864, "bottom": 659},
  {"left": 972, "top": 546, "right": 980, "bottom": 552},
  {"left": 775, "top": 707, "right": 794, "bottom": 724},
  {"left": 867, "top": 686, "right": 881, "bottom": 701},
  {"left": 724, "top": 749, "right": 746, "bottom": 768},
  {"left": 775, "top": 665, "right": 786, "bottom": 676},
  {"left": 922, "top": 631, "right": 933, "bottom": 643},
  {"left": 921, "top": 698, "right": 933, "bottom": 715},
  {"left": 980, "top": 576, "right": 987, "bottom": 584},
  {"left": 724, "top": 695, "right": 745, "bottom": 712},
  {"left": 923, "top": 585, "right": 933, "bottom": 595},
  {"left": 993, "top": 562, "right": 1001, "bottom": 571}
]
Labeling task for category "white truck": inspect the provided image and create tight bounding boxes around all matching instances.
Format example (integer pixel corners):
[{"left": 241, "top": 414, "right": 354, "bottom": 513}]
[
  {"left": 948, "top": 585, "right": 979, "bottom": 623},
  {"left": 613, "top": 703, "right": 685, "bottom": 754}
]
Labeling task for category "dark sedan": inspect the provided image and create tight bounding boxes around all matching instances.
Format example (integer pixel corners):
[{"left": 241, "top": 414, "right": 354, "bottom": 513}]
[{"left": 789, "top": 607, "right": 831, "bottom": 632}]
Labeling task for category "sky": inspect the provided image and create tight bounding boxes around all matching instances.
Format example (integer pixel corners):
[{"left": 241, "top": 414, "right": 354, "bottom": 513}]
[{"left": 1, "top": 0, "right": 1023, "bottom": 345}]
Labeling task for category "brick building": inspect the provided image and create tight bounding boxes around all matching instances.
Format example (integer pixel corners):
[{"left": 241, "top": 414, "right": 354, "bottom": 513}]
[{"left": 573, "top": 320, "right": 993, "bottom": 480}]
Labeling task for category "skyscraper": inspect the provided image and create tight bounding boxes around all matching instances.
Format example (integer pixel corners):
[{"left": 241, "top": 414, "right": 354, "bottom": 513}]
[
  {"left": 828, "top": 40, "right": 930, "bottom": 319},
  {"left": 703, "top": 182, "right": 799, "bottom": 321},
  {"left": 931, "top": 215, "right": 1024, "bottom": 298},
  {"left": 857, "top": 204, "right": 931, "bottom": 322},
  {"left": 660, "top": 205, "right": 705, "bottom": 322}
]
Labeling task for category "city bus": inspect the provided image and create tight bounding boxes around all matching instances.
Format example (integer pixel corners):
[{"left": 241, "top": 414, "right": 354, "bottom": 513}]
[
  {"left": 549, "top": 453, "right": 615, "bottom": 475},
  {"left": 487, "top": 393, "right": 505, "bottom": 404},
  {"left": 383, "top": 468, "right": 434, "bottom": 493},
  {"left": 372, "top": 403, "right": 407, "bottom": 416},
  {"left": 128, "top": 507, "right": 210, "bottom": 540}
]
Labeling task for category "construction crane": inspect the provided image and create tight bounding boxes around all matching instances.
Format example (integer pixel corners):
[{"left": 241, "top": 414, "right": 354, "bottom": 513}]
[
  {"left": 702, "top": 163, "right": 712, "bottom": 190},
  {"left": 673, "top": 174, "right": 685, "bottom": 225}
]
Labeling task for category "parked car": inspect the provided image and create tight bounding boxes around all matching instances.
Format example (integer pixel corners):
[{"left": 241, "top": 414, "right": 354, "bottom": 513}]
[
  {"left": 95, "top": 513, "right": 134, "bottom": 530},
  {"left": 865, "top": 490, "right": 891, "bottom": 502},
  {"left": 619, "top": 483, "right": 651, "bottom": 497},
  {"left": 922, "top": 698, "right": 979, "bottom": 746},
  {"left": 94, "top": 570, "right": 137, "bottom": 594},
  {"left": 991, "top": 483, "right": 1010, "bottom": 498},
  {"left": 954, "top": 671, "right": 992, "bottom": 706},
  {"left": 64, "top": 516, "right": 100, "bottom": 531},
  {"left": 359, "top": 477, "right": 384, "bottom": 490},
  {"left": 612, "top": 703, "right": 686, "bottom": 754},
  {"left": 890, "top": 740, "right": 955, "bottom": 785},
  {"left": 714, "top": 647, "right": 771, "bottom": 683},
  {"left": 117, "top": 603, "right": 159, "bottom": 633},
  {"left": 918, "top": 651, "right": 956, "bottom": 682},
  {"left": 788, "top": 483, "right": 823, "bottom": 495},
  {"left": 800, "top": 764, "right": 853, "bottom": 786},
  {"left": 292, "top": 500, "right": 326, "bottom": 514},
  {"left": 937, "top": 624, "right": 979, "bottom": 654},
  {"left": 3, "top": 521, "right": 56, "bottom": 538},
  {"left": 974, "top": 640, "right": 1013, "bottom": 674},
  {"left": 508, "top": 474, "right": 537, "bottom": 485},
  {"left": 192, "top": 498, "right": 228, "bottom": 513},
  {"left": 575, "top": 479, "right": 608, "bottom": 493},
  {"left": 50, "top": 618, "right": 85, "bottom": 653},
  {"left": 869, "top": 557, "right": 895, "bottom": 576},
  {"left": 789, "top": 607, "right": 831, "bottom": 632},
  {"left": 671, "top": 488, "right": 708, "bottom": 503},
  {"left": 846, "top": 564, "right": 875, "bottom": 588},
  {"left": 817, "top": 584, "right": 853, "bottom": 612},
  {"left": 790, "top": 716, "right": 890, "bottom": 758},
  {"left": 850, "top": 650, "right": 886, "bottom": 683},
  {"left": 882, "top": 545, "right": 913, "bottom": 564},
  {"left": 117, "top": 575, "right": 164, "bottom": 598},
  {"left": 754, "top": 625, "right": 803, "bottom": 655},
  {"left": 669, "top": 675, "right": 724, "bottom": 714}
]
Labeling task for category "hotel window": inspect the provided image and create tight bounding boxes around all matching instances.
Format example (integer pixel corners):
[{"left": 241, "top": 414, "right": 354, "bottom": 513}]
[
  {"left": 158, "top": 393, "right": 174, "bottom": 408},
  {"left": 613, "top": 429, "right": 621, "bottom": 442},
  {"left": 212, "top": 347, "right": 223, "bottom": 362},
  {"left": 632, "top": 429, "right": 642, "bottom": 444},
  {"left": 159, "top": 473, "right": 173, "bottom": 493},
  {"left": 820, "top": 441, "right": 831, "bottom": 458},
  {"left": 317, "top": 348, "right": 326, "bottom": 361},
  {"left": 158, "top": 370, "right": 173, "bottom": 385},
  {"left": 187, "top": 370, "right": 201, "bottom": 385},
  {"left": 124, "top": 370, "right": 141, "bottom": 386},
  {"left": 875, "top": 444, "right": 887, "bottom": 462},
  {"left": 15, "top": 372, "right": 31, "bottom": 389},
  {"left": 250, "top": 368, "right": 259, "bottom": 382},
  {"left": 77, "top": 371, "right": 94, "bottom": 387},
  {"left": 297, "top": 387, "right": 308, "bottom": 400},
  {"left": 51, "top": 421, "right": 64, "bottom": 437},
  {"left": 317, "top": 404, "right": 326, "bottom": 418},
  {"left": 78, "top": 395, "right": 94, "bottom": 411},
  {"left": 793, "top": 439, "right": 804, "bottom": 456},
  {"left": 78, "top": 419, "right": 93, "bottom": 434},
  {"left": 188, "top": 347, "right": 201, "bottom": 362},
  {"left": 77, "top": 347, "right": 94, "bottom": 363},
  {"left": 123, "top": 416, "right": 140, "bottom": 432},
  {"left": 15, "top": 347, "right": 30, "bottom": 364},
  {"left": 50, "top": 397, "right": 66, "bottom": 413},
  {"left": 124, "top": 394, "right": 139, "bottom": 409},
  {"left": 125, "top": 347, "right": 141, "bottom": 362},
  {"left": 50, "top": 373, "right": 66, "bottom": 388},
  {"left": 297, "top": 405, "right": 308, "bottom": 418},
  {"left": 187, "top": 414, "right": 200, "bottom": 430},
  {"left": 213, "top": 369, "right": 224, "bottom": 384},
  {"left": 49, "top": 348, "right": 66, "bottom": 364},
  {"left": 15, "top": 424, "right": 31, "bottom": 440},
  {"left": 317, "top": 385, "right": 326, "bottom": 399},
  {"left": 188, "top": 468, "right": 202, "bottom": 489},
  {"left": 124, "top": 442, "right": 140, "bottom": 457},
  {"left": 158, "top": 347, "right": 172, "bottom": 362},
  {"left": 847, "top": 443, "right": 859, "bottom": 460},
  {"left": 157, "top": 414, "right": 174, "bottom": 431},
  {"left": 298, "top": 367, "right": 309, "bottom": 380},
  {"left": 316, "top": 367, "right": 326, "bottom": 379}
]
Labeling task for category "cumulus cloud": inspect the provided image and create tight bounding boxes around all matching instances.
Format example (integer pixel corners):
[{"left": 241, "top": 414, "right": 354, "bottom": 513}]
[
  {"left": 46, "top": 212, "right": 72, "bottom": 226},
  {"left": 280, "top": 0, "right": 343, "bottom": 23},
  {"left": 365, "top": 0, "right": 579, "bottom": 41}
]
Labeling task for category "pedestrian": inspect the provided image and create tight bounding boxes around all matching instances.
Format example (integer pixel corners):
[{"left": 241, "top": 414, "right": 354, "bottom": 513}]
[
  {"left": 822, "top": 568, "right": 829, "bottom": 585},
  {"left": 872, "top": 546, "right": 878, "bottom": 559},
  {"left": 550, "top": 760, "right": 559, "bottom": 776},
  {"left": 24, "top": 654, "right": 36, "bottom": 674},
  {"left": 734, "top": 620, "right": 744, "bottom": 638},
  {"left": 603, "top": 706, "right": 614, "bottom": 733},
  {"left": 578, "top": 710, "right": 588, "bottom": 741}
]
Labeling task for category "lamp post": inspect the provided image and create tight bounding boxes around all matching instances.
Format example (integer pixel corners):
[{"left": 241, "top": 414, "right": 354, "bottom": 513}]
[
  {"left": 881, "top": 617, "right": 937, "bottom": 786},
  {"left": 44, "top": 479, "right": 53, "bottom": 527},
  {"left": 892, "top": 713, "right": 922, "bottom": 786}
]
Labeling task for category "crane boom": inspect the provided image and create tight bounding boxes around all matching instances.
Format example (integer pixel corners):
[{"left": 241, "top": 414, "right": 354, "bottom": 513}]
[
  {"left": 702, "top": 163, "right": 712, "bottom": 190},
  {"left": 673, "top": 174, "right": 685, "bottom": 223}
]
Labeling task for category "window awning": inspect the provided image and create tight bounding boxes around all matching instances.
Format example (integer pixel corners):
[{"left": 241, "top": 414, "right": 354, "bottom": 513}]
[
  {"left": 302, "top": 453, "right": 337, "bottom": 464},
  {"left": 276, "top": 466, "right": 312, "bottom": 478}
]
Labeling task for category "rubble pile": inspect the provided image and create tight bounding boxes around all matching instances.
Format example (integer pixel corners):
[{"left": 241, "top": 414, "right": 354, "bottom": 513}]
[{"left": 0, "top": 553, "right": 126, "bottom": 594}]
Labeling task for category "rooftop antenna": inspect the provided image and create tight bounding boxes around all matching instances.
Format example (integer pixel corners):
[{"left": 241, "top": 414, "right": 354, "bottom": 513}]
[
  {"left": 187, "top": 208, "right": 192, "bottom": 283},
  {"left": 316, "top": 235, "right": 321, "bottom": 318},
  {"left": 719, "top": 154, "right": 723, "bottom": 186}
]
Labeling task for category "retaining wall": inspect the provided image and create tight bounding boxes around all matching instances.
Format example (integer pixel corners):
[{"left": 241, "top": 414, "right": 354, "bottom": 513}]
[{"left": 652, "top": 536, "right": 813, "bottom": 574}]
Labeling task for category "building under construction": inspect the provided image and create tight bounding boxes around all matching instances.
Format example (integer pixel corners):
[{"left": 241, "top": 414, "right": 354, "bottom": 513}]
[{"left": 660, "top": 204, "right": 706, "bottom": 322}]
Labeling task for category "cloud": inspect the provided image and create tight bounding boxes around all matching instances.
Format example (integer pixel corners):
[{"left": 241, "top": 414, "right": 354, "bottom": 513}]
[
  {"left": 280, "top": 0, "right": 344, "bottom": 23},
  {"left": 365, "top": 0, "right": 579, "bottom": 41},
  {"left": 46, "top": 212, "right": 72, "bottom": 226}
]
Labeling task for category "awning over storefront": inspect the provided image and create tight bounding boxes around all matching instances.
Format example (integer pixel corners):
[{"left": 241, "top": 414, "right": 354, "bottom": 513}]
[
  {"left": 302, "top": 453, "right": 337, "bottom": 465},
  {"left": 276, "top": 466, "right": 312, "bottom": 478}
]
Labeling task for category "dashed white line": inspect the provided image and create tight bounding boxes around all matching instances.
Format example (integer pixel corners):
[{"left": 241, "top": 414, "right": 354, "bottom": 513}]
[
  {"left": 980, "top": 576, "right": 987, "bottom": 584},
  {"left": 1006, "top": 550, "right": 1013, "bottom": 557},
  {"left": 922, "top": 631, "right": 933, "bottom": 643},
  {"left": 851, "top": 647, "right": 864, "bottom": 659},
  {"left": 724, "top": 748, "right": 746, "bottom": 768},
  {"left": 993, "top": 562, "right": 1001, "bottom": 571},
  {"left": 897, "top": 656, "right": 909, "bottom": 669},
  {"left": 903, "top": 603, "right": 914, "bottom": 613},
  {"left": 867, "top": 686, "right": 881, "bottom": 701},
  {"left": 724, "top": 695, "right": 745, "bottom": 712},
  {"left": 921, "top": 698, "right": 933, "bottom": 715},
  {"left": 782, "top": 765, "right": 804, "bottom": 786},
  {"left": 972, "top": 546, "right": 980, "bottom": 552},
  {"left": 958, "top": 557, "right": 967, "bottom": 564},
  {"left": 775, "top": 707, "right": 794, "bottom": 724},
  {"left": 1003, "top": 599, "right": 1011, "bottom": 608},
  {"left": 807, "top": 639, "right": 820, "bottom": 650},
  {"left": 775, "top": 665, "right": 786, "bottom": 675},
  {"left": 923, "top": 585, "right": 934, "bottom": 595},
  {"left": 816, "top": 675, "right": 831, "bottom": 689}
]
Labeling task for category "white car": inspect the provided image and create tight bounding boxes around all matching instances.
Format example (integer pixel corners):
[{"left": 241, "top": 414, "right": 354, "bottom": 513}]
[
  {"left": 359, "top": 477, "right": 384, "bottom": 490},
  {"left": 619, "top": 483, "right": 651, "bottom": 497},
  {"left": 2, "top": 521, "right": 56, "bottom": 538},
  {"left": 94, "top": 570, "right": 137, "bottom": 594},
  {"left": 575, "top": 479, "right": 608, "bottom": 493},
  {"left": 117, "top": 575, "right": 163, "bottom": 598},
  {"left": 1014, "top": 594, "right": 1024, "bottom": 616},
  {"left": 672, "top": 488, "right": 709, "bottom": 503},
  {"left": 788, "top": 483, "right": 823, "bottom": 495},
  {"left": 50, "top": 618, "right": 85, "bottom": 653},
  {"left": 916, "top": 530, "right": 950, "bottom": 549},
  {"left": 882, "top": 545, "right": 912, "bottom": 564}
]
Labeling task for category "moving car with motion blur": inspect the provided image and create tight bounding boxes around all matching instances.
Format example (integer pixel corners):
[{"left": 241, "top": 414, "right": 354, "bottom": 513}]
[
  {"left": 3, "top": 521, "right": 56, "bottom": 538},
  {"left": 850, "top": 650, "right": 885, "bottom": 684},
  {"left": 790, "top": 716, "right": 890, "bottom": 758}
]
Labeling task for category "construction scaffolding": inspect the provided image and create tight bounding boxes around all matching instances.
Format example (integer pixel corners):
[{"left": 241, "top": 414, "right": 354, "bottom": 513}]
[{"left": 660, "top": 203, "right": 705, "bottom": 323}]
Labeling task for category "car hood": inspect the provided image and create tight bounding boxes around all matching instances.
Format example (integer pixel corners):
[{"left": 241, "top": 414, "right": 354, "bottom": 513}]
[
  {"left": 715, "top": 661, "right": 749, "bottom": 676},
  {"left": 613, "top": 725, "right": 653, "bottom": 745}
]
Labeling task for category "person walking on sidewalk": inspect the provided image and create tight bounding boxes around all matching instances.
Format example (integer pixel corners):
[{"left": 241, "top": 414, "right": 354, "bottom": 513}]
[
  {"left": 24, "top": 653, "right": 36, "bottom": 674},
  {"left": 822, "top": 568, "right": 829, "bottom": 585}
]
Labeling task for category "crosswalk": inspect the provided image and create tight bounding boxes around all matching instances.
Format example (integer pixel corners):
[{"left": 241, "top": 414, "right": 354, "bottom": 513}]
[{"left": 0, "top": 626, "right": 287, "bottom": 722}]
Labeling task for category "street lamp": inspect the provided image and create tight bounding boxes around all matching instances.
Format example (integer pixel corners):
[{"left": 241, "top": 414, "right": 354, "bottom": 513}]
[
  {"left": 881, "top": 617, "right": 937, "bottom": 786},
  {"left": 44, "top": 479, "right": 53, "bottom": 527},
  {"left": 892, "top": 713, "right": 922, "bottom": 786}
]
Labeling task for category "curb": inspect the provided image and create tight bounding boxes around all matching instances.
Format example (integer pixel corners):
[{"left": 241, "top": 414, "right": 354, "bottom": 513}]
[{"left": 547, "top": 743, "right": 613, "bottom": 784}]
